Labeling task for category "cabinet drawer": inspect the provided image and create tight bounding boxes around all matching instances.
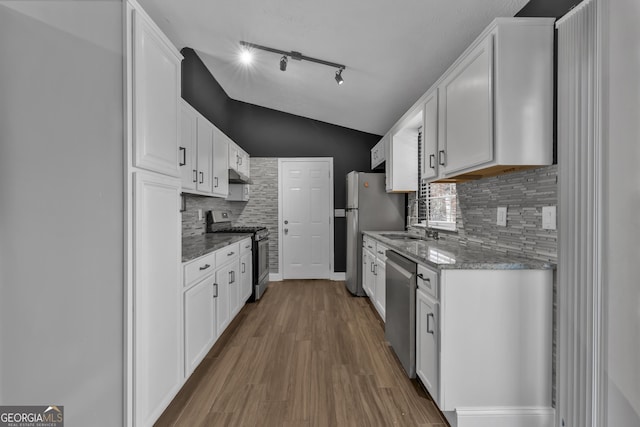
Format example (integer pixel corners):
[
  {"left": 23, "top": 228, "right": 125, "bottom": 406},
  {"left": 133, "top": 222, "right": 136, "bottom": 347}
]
[
  {"left": 363, "top": 236, "right": 375, "bottom": 252},
  {"left": 184, "top": 252, "right": 216, "bottom": 287},
  {"left": 417, "top": 264, "right": 438, "bottom": 299},
  {"left": 216, "top": 242, "right": 240, "bottom": 265},
  {"left": 239, "top": 238, "right": 252, "bottom": 255},
  {"left": 375, "top": 243, "right": 389, "bottom": 262}
]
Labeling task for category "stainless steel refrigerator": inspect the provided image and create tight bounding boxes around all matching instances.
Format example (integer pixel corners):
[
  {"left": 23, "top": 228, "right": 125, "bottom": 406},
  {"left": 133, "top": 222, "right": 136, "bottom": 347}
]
[{"left": 345, "top": 171, "right": 405, "bottom": 296}]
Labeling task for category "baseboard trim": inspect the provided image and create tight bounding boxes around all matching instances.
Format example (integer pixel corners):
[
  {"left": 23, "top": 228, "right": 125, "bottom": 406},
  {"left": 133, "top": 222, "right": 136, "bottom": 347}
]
[
  {"left": 455, "top": 407, "right": 555, "bottom": 427},
  {"left": 269, "top": 273, "right": 283, "bottom": 282},
  {"left": 330, "top": 272, "right": 346, "bottom": 281}
]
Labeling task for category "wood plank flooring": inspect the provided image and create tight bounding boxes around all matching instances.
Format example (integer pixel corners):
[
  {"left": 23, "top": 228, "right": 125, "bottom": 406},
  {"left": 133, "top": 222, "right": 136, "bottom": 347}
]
[{"left": 155, "top": 280, "right": 448, "bottom": 427}]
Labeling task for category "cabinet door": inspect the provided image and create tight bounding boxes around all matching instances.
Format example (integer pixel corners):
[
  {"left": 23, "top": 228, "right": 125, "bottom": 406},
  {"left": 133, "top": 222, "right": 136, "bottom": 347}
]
[
  {"left": 238, "top": 150, "right": 250, "bottom": 178},
  {"left": 184, "top": 278, "right": 216, "bottom": 377},
  {"left": 422, "top": 90, "right": 439, "bottom": 180},
  {"left": 212, "top": 127, "right": 229, "bottom": 197},
  {"left": 416, "top": 288, "right": 439, "bottom": 406},
  {"left": 132, "top": 10, "right": 181, "bottom": 177},
  {"left": 374, "top": 258, "right": 386, "bottom": 321},
  {"left": 196, "top": 118, "right": 213, "bottom": 193},
  {"left": 439, "top": 36, "right": 493, "bottom": 176},
  {"left": 215, "top": 263, "right": 231, "bottom": 337},
  {"left": 364, "top": 249, "right": 376, "bottom": 298},
  {"left": 133, "top": 172, "right": 182, "bottom": 427},
  {"left": 228, "top": 262, "right": 240, "bottom": 317},
  {"left": 228, "top": 141, "right": 239, "bottom": 172},
  {"left": 240, "top": 251, "right": 252, "bottom": 302},
  {"left": 179, "top": 102, "right": 197, "bottom": 190}
]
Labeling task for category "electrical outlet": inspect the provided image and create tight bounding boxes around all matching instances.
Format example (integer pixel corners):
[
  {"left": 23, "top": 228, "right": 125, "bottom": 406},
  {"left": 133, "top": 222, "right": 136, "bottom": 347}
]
[
  {"left": 542, "top": 206, "right": 556, "bottom": 230},
  {"left": 198, "top": 209, "right": 203, "bottom": 221},
  {"left": 497, "top": 206, "right": 507, "bottom": 227}
]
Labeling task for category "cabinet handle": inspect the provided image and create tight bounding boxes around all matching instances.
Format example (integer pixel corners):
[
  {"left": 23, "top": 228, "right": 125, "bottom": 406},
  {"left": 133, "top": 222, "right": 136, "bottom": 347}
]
[
  {"left": 378, "top": 250, "right": 384, "bottom": 255},
  {"left": 214, "top": 177, "right": 219, "bottom": 188},
  {"left": 229, "top": 271, "right": 233, "bottom": 284},
  {"left": 438, "top": 150, "right": 446, "bottom": 166},
  {"left": 213, "top": 283, "right": 218, "bottom": 298},
  {"left": 370, "top": 263, "right": 375, "bottom": 273},
  {"left": 242, "top": 262, "right": 246, "bottom": 273},
  {"left": 227, "top": 251, "right": 234, "bottom": 256},
  {"left": 238, "top": 156, "right": 242, "bottom": 165},
  {"left": 244, "top": 187, "right": 248, "bottom": 195},
  {"left": 427, "top": 313, "right": 435, "bottom": 334},
  {"left": 417, "top": 273, "right": 431, "bottom": 285},
  {"left": 429, "top": 154, "right": 435, "bottom": 169},
  {"left": 199, "top": 264, "right": 211, "bottom": 271},
  {"left": 179, "top": 147, "right": 186, "bottom": 166},
  {"left": 373, "top": 264, "right": 378, "bottom": 276},
  {"left": 192, "top": 169, "right": 197, "bottom": 183},
  {"left": 199, "top": 171, "right": 204, "bottom": 184}
]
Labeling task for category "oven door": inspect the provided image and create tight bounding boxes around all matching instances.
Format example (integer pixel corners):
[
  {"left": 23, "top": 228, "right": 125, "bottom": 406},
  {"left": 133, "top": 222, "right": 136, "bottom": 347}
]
[{"left": 254, "top": 238, "right": 269, "bottom": 300}]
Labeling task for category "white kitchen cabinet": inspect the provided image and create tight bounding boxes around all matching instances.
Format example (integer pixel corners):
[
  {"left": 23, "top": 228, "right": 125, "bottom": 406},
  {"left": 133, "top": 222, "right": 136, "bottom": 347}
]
[
  {"left": 132, "top": 171, "right": 182, "bottom": 427},
  {"left": 387, "top": 108, "right": 421, "bottom": 193},
  {"left": 435, "top": 18, "right": 554, "bottom": 181},
  {"left": 195, "top": 117, "right": 213, "bottom": 193},
  {"left": 415, "top": 266, "right": 554, "bottom": 427},
  {"left": 373, "top": 243, "right": 388, "bottom": 321},
  {"left": 131, "top": 6, "right": 182, "bottom": 178},
  {"left": 371, "top": 137, "right": 386, "bottom": 170},
  {"left": 238, "top": 148, "right": 250, "bottom": 178},
  {"left": 228, "top": 140, "right": 238, "bottom": 172},
  {"left": 239, "top": 239, "right": 253, "bottom": 302},
  {"left": 212, "top": 127, "right": 229, "bottom": 198},
  {"left": 416, "top": 286, "right": 440, "bottom": 406},
  {"left": 184, "top": 277, "right": 216, "bottom": 377},
  {"left": 421, "top": 89, "right": 439, "bottom": 181},
  {"left": 227, "top": 184, "right": 250, "bottom": 201},
  {"left": 438, "top": 36, "right": 493, "bottom": 176},
  {"left": 214, "top": 260, "right": 235, "bottom": 336},
  {"left": 179, "top": 102, "right": 197, "bottom": 190}
]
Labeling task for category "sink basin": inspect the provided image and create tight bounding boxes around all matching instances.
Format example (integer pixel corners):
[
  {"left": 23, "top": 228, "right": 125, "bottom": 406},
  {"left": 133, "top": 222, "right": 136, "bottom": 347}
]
[{"left": 379, "top": 233, "right": 423, "bottom": 241}]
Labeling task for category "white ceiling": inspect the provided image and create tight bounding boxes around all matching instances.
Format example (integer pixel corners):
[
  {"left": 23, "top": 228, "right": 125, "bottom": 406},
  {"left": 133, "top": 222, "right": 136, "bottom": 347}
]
[{"left": 139, "top": 0, "right": 529, "bottom": 136}]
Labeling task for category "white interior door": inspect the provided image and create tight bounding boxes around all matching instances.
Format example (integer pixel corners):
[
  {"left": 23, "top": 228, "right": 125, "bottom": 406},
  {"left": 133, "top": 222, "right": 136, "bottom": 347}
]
[{"left": 280, "top": 159, "right": 333, "bottom": 279}]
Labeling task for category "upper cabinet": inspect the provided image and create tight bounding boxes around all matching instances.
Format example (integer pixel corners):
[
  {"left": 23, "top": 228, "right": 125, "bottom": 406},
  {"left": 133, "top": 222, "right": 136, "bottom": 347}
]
[
  {"left": 228, "top": 140, "right": 251, "bottom": 180},
  {"left": 179, "top": 100, "right": 229, "bottom": 198},
  {"left": 380, "top": 18, "right": 554, "bottom": 185},
  {"left": 371, "top": 137, "right": 386, "bottom": 170},
  {"left": 421, "top": 89, "right": 439, "bottom": 181},
  {"left": 131, "top": 6, "right": 182, "bottom": 177},
  {"left": 436, "top": 18, "right": 554, "bottom": 181},
  {"left": 386, "top": 108, "right": 421, "bottom": 192}
]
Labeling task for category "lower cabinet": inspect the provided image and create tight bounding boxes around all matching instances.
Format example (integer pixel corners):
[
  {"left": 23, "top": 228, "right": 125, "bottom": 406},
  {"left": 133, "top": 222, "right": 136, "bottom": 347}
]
[
  {"left": 214, "top": 260, "right": 232, "bottom": 337},
  {"left": 362, "top": 236, "right": 387, "bottom": 321},
  {"left": 240, "top": 251, "right": 252, "bottom": 302},
  {"left": 416, "top": 287, "right": 439, "bottom": 405},
  {"left": 184, "top": 277, "right": 216, "bottom": 377}
]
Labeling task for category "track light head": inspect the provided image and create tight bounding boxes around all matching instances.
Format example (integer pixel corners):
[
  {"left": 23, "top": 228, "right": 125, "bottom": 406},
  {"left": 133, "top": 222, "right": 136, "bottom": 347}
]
[
  {"left": 335, "top": 68, "right": 344, "bottom": 85},
  {"left": 280, "top": 55, "right": 288, "bottom": 72}
]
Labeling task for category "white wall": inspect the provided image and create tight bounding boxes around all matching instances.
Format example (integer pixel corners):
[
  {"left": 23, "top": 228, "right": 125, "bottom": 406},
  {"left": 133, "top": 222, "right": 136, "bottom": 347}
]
[
  {"left": 0, "top": 2, "right": 124, "bottom": 425},
  {"left": 604, "top": 0, "right": 640, "bottom": 424}
]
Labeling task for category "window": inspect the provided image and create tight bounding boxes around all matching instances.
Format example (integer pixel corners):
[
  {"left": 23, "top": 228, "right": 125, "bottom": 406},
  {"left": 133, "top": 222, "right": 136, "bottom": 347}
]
[{"left": 416, "top": 130, "right": 457, "bottom": 231}]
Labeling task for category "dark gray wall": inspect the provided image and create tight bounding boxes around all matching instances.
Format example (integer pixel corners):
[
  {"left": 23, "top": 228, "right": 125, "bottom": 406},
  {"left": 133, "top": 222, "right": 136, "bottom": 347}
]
[{"left": 182, "top": 48, "right": 380, "bottom": 272}]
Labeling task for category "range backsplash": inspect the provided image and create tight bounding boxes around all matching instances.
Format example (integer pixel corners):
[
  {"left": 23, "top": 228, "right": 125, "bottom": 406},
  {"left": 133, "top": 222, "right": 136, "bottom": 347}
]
[
  {"left": 409, "top": 164, "right": 558, "bottom": 263},
  {"left": 181, "top": 158, "right": 279, "bottom": 273}
]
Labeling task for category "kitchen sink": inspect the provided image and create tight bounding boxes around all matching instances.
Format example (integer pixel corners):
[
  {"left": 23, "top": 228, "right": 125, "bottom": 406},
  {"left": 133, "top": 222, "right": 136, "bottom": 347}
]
[{"left": 379, "top": 233, "right": 423, "bottom": 241}]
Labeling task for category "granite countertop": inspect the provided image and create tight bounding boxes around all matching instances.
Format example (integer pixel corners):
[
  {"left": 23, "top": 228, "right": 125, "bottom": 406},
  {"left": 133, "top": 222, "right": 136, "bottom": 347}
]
[
  {"left": 364, "top": 231, "right": 555, "bottom": 270},
  {"left": 182, "top": 233, "right": 250, "bottom": 263}
]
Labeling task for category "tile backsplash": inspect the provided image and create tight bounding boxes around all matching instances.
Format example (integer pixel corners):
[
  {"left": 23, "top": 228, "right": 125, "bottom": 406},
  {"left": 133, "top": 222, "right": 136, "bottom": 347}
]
[
  {"left": 409, "top": 165, "right": 558, "bottom": 263},
  {"left": 181, "top": 158, "right": 280, "bottom": 272}
]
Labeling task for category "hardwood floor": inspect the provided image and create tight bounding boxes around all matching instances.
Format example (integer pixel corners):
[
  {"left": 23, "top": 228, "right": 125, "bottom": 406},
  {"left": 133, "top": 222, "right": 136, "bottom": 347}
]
[{"left": 155, "top": 280, "right": 448, "bottom": 427}]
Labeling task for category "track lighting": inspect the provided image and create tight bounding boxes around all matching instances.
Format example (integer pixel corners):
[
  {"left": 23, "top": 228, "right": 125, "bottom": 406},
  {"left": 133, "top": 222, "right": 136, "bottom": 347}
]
[{"left": 239, "top": 41, "right": 346, "bottom": 85}]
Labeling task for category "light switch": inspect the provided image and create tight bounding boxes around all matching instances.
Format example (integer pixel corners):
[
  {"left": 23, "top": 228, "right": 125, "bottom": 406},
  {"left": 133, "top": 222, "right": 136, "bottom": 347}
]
[
  {"left": 497, "top": 206, "right": 507, "bottom": 227},
  {"left": 542, "top": 206, "right": 556, "bottom": 230}
]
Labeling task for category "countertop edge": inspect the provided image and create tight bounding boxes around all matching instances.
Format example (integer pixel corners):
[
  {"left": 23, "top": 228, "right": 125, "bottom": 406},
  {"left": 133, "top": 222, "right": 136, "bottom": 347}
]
[
  {"left": 363, "top": 231, "right": 556, "bottom": 271},
  {"left": 182, "top": 234, "right": 251, "bottom": 263}
]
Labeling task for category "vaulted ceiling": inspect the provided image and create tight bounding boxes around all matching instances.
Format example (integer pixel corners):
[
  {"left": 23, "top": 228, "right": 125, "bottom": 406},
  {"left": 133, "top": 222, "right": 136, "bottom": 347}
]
[{"left": 139, "top": 0, "right": 530, "bottom": 135}]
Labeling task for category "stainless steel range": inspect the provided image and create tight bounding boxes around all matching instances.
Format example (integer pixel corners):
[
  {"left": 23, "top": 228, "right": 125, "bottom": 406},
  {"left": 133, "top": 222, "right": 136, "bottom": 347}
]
[{"left": 206, "top": 211, "right": 270, "bottom": 301}]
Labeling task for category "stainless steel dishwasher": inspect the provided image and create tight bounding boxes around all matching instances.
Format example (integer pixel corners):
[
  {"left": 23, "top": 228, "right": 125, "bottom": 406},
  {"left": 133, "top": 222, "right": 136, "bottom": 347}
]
[{"left": 385, "top": 250, "right": 417, "bottom": 378}]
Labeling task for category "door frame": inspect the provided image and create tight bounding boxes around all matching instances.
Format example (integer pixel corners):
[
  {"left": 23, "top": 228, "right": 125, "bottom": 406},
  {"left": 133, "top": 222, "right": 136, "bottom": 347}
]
[{"left": 277, "top": 157, "right": 334, "bottom": 280}]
